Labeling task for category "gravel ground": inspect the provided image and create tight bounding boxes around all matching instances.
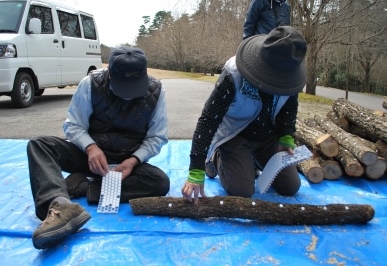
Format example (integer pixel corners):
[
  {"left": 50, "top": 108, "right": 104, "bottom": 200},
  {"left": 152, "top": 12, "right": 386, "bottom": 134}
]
[{"left": 297, "top": 102, "right": 332, "bottom": 121}]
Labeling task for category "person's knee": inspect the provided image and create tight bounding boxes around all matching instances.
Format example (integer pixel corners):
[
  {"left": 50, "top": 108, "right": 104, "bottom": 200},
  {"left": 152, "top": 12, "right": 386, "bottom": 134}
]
[
  {"left": 157, "top": 176, "right": 170, "bottom": 196},
  {"left": 275, "top": 177, "right": 301, "bottom": 196},
  {"left": 27, "top": 137, "right": 43, "bottom": 155}
]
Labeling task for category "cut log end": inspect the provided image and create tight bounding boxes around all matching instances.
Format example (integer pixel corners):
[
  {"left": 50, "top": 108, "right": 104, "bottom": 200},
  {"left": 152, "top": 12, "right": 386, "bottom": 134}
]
[{"left": 306, "top": 167, "right": 325, "bottom": 183}]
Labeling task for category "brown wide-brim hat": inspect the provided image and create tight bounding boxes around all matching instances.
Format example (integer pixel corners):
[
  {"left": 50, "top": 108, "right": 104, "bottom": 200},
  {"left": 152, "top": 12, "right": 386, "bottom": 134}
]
[{"left": 236, "top": 26, "right": 307, "bottom": 96}]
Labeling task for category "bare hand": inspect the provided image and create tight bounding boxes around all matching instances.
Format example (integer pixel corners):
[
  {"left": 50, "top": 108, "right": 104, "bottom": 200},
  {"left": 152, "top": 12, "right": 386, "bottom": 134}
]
[
  {"left": 278, "top": 145, "right": 294, "bottom": 155},
  {"left": 86, "top": 144, "right": 109, "bottom": 176},
  {"left": 181, "top": 181, "right": 206, "bottom": 204},
  {"left": 112, "top": 157, "right": 138, "bottom": 180}
]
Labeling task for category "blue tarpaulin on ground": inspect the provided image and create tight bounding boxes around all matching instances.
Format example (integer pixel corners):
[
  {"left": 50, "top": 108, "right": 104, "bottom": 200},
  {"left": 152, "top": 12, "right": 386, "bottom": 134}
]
[{"left": 0, "top": 139, "right": 386, "bottom": 265}]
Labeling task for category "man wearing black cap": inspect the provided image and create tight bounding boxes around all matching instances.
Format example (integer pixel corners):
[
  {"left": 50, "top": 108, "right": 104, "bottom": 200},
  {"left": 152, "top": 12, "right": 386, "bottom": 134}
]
[
  {"left": 182, "top": 26, "right": 307, "bottom": 204},
  {"left": 243, "top": 0, "right": 290, "bottom": 40},
  {"left": 27, "top": 46, "right": 170, "bottom": 249}
]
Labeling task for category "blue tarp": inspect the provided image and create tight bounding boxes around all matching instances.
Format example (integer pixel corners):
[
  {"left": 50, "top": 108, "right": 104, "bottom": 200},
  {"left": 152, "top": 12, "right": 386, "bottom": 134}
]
[{"left": 0, "top": 139, "right": 386, "bottom": 265}]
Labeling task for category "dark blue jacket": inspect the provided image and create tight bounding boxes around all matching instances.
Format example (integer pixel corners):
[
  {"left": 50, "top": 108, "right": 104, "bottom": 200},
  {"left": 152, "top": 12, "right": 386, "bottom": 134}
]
[{"left": 243, "top": 0, "right": 290, "bottom": 40}]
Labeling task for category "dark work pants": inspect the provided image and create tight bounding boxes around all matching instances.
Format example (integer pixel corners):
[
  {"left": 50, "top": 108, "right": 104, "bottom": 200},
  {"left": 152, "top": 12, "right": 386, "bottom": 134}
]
[
  {"left": 27, "top": 136, "right": 170, "bottom": 220},
  {"left": 214, "top": 135, "right": 300, "bottom": 197}
]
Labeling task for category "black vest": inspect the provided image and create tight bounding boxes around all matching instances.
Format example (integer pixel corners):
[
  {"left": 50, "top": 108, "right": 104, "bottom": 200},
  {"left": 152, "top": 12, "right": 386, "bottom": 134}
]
[{"left": 88, "top": 69, "right": 161, "bottom": 163}]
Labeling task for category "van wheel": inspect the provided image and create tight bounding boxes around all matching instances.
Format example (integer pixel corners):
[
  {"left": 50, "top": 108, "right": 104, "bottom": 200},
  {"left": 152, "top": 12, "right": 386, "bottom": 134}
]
[
  {"left": 11, "top": 73, "right": 35, "bottom": 108},
  {"left": 35, "top": 89, "right": 45, "bottom": 96}
]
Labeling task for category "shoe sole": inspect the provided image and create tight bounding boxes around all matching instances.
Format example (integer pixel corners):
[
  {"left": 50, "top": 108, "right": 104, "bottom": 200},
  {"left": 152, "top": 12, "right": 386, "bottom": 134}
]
[{"left": 33, "top": 211, "right": 91, "bottom": 249}]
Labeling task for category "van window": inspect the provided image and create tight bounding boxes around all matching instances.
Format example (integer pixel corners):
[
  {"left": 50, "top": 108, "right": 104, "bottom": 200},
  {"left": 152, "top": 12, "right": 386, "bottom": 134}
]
[
  {"left": 57, "top": 10, "right": 81, "bottom": 38},
  {"left": 0, "top": 1, "right": 26, "bottom": 33},
  {"left": 80, "top": 14, "right": 97, "bottom": 40},
  {"left": 27, "top": 5, "right": 54, "bottom": 34}
]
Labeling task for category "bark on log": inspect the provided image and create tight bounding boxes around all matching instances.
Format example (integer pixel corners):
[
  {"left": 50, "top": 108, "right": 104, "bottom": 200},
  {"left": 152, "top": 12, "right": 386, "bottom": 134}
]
[
  {"left": 327, "top": 110, "right": 349, "bottom": 132},
  {"left": 314, "top": 114, "right": 378, "bottom": 166},
  {"left": 383, "top": 100, "right": 387, "bottom": 110},
  {"left": 318, "top": 156, "right": 342, "bottom": 180},
  {"left": 332, "top": 98, "right": 387, "bottom": 142},
  {"left": 297, "top": 158, "right": 324, "bottom": 184},
  {"left": 327, "top": 110, "right": 376, "bottom": 141},
  {"left": 365, "top": 157, "right": 387, "bottom": 180},
  {"left": 129, "top": 196, "right": 375, "bottom": 225},
  {"left": 295, "top": 119, "right": 339, "bottom": 158},
  {"left": 375, "top": 139, "right": 387, "bottom": 160},
  {"left": 335, "top": 146, "right": 364, "bottom": 177}
]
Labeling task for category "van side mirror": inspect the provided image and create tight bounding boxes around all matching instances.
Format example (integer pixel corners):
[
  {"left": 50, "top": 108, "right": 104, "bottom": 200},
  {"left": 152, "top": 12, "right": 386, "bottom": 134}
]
[{"left": 27, "top": 18, "right": 42, "bottom": 34}]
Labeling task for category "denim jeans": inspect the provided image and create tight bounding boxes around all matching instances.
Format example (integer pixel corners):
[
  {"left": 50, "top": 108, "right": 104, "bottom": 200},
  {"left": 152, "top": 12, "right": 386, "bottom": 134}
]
[{"left": 27, "top": 136, "right": 169, "bottom": 220}]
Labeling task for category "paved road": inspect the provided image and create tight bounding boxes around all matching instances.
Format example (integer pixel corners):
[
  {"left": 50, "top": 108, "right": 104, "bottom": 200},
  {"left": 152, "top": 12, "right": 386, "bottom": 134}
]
[
  {"left": 0, "top": 79, "right": 213, "bottom": 140},
  {"left": 315, "top": 86, "right": 386, "bottom": 111},
  {"left": 0, "top": 81, "right": 384, "bottom": 140}
]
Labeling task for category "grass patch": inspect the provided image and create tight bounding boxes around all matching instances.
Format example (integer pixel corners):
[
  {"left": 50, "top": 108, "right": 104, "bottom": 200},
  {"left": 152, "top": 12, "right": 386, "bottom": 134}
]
[{"left": 298, "top": 92, "right": 334, "bottom": 105}]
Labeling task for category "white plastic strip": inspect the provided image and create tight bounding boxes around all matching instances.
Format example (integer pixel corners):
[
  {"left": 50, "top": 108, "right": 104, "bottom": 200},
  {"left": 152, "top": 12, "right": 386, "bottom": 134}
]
[
  {"left": 97, "top": 170, "right": 122, "bottom": 213},
  {"left": 257, "top": 145, "right": 312, "bottom": 194}
]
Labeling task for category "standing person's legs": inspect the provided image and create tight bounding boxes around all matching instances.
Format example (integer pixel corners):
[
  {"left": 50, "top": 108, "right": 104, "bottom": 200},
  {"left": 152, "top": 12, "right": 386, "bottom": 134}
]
[
  {"left": 253, "top": 136, "right": 301, "bottom": 196},
  {"left": 215, "top": 136, "right": 256, "bottom": 197}
]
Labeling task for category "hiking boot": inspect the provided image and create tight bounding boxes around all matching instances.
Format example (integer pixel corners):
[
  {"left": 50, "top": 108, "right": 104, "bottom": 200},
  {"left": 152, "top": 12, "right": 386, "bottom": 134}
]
[
  {"left": 32, "top": 201, "right": 91, "bottom": 249},
  {"left": 66, "top": 172, "right": 89, "bottom": 198}
]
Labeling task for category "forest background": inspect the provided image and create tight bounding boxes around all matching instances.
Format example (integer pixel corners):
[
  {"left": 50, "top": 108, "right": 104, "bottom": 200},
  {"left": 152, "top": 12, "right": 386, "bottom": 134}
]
[{"left": 99, "top": 0, "right": 387, "bottom": 97}]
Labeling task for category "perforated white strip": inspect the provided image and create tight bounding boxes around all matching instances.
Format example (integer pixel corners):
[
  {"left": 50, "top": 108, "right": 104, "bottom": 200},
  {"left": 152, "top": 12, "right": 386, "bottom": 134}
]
[
  {"left": 97, "top": 170, "right": 122, "bottom": 213},
  {"left": 257, "top": 145, "right": 312, "bottom": 194}
]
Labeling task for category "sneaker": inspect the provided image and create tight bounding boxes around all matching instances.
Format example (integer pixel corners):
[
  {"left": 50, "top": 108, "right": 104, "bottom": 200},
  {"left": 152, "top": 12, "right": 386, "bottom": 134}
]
[
  {"left": 32, "top": 201, "right": 91, "bottom": 249},
  {"left": 66, "top": 172, "right": 89, "bottom": 198}
]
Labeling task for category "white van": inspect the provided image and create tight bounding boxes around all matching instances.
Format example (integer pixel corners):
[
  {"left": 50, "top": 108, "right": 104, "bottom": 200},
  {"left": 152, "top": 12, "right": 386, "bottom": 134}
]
[{"left": 0, "top": 0, "right": 102, "bottom": 107}]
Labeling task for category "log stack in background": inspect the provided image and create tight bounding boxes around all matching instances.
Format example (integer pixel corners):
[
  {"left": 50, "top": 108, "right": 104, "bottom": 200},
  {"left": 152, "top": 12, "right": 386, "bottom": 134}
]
[{"left": 295, "top": 98, "right": 387, "bottom": 182}]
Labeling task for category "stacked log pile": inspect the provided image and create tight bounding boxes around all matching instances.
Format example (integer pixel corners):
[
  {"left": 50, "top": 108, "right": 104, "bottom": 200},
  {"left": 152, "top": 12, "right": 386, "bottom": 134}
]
[{"left": 295, "top": 98, "right": 387, "bottom": 183}]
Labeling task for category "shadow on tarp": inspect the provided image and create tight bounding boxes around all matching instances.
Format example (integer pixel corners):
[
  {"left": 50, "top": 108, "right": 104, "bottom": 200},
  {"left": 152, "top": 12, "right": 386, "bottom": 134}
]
[{"left": 0, "top": 139, "right": 386, "bottom": 265}]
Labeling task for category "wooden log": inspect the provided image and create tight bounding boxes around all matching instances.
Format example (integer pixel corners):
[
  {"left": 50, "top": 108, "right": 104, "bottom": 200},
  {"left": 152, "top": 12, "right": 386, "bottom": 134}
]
[
  {"left": 383, "top": 100, "right": 387, "bottom": 110},
  {"left": 327, "top": 110, "right": 376, "bottom": 141},
  {"left": 332, "top": 98, "right": 387, "bottom": 142},
  {"left": 318, "top": 156, "right": 342, "bottom": 180},
  {"left": 327, "top": 110, "right": 349, "bottom": 132},
  {"left": 335, "top": 146, "right": 364, "bottom": 177},
  {"left": 295, "top": 119, "right": 339, "bottom": 158},
  {"left": 297, "top": 157, "right": 324, "bottom": 184},
  {"left": 375, "top": 139, "right": 387, "bottom": 160},
  {"left": 365, "top": 157, "right": 387, "bottom": 180},
  {"left": 129, "top": 196, "right": 375, "bottom": 225},
  {"left": 314, "top": 114, "right": 378, "bottom": 166}
]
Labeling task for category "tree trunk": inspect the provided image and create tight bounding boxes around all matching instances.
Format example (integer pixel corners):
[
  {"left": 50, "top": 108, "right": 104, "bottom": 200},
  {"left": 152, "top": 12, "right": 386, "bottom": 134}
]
[
  {"left": 295, "top": 119, "right": 339, "bottom": 158},
  {"left": 314, "top": 114, "right": 378, "bottom": 165},
  {"left": 332, "top": 98, "right": 387, "bottom": 142},
  {"left": 335, "top": 146, "right": 364, "bottom": 177},
  {"left": 129, "top": 196, "right": 375, "bottom": 225},
  {"left": 305, "top": 41, "right": 318, "bottom": 95},
  {"left": 297, "top": 157, "right": 324, "bottom": 184}
]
